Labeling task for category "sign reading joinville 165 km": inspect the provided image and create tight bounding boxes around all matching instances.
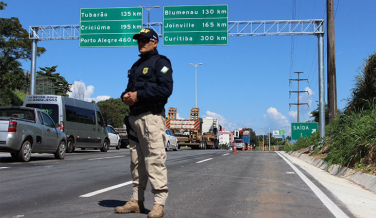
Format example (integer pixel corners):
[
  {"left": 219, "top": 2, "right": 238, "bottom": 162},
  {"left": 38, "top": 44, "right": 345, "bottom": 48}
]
[
  {"left": 163, "top": 5, "right": 228, "bottom": 46},
  {"left": 80, "top": 7, "right": 143, "bottom": 47}
]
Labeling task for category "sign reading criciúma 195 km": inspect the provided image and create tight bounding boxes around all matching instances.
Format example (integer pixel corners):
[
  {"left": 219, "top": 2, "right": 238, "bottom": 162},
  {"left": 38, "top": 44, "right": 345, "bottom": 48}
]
[
  {"left": 163, "top": 5, "right": 228, "bottom": 46},
  {"left": 80, "top": 7, "right": 143, "bottom": 47}
]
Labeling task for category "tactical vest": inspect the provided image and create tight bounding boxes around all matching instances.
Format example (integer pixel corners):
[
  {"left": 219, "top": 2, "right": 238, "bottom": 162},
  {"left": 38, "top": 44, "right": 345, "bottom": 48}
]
[{"left": 128, "top": 53, "right": 171, "bottom": 116}]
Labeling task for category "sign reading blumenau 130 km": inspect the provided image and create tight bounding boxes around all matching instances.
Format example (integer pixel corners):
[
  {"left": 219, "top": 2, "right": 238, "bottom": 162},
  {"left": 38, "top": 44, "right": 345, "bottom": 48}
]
[
  {"left": 80, "top": 7, "right": 143, "bottom": 47},
  {"left": 163, "top": 5, "right": 228, "bottom": 46},
  {"left": 291, "top": 122, "right": 318, "bottom": 140}
]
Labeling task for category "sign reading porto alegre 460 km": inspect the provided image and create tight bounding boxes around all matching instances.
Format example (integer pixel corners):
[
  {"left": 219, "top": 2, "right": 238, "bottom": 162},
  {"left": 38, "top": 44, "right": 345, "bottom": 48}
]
[
  {"left": 80, "top": 7, "right": 143, "bottom": 47},
  {"left": 163, "top": 5, "right": 228, "bottom": 46}
]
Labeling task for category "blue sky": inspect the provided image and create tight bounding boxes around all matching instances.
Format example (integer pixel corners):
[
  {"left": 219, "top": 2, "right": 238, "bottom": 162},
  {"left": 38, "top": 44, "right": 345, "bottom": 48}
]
[{"left": 2, "top": 0, "right": 375, "bottom": 135}]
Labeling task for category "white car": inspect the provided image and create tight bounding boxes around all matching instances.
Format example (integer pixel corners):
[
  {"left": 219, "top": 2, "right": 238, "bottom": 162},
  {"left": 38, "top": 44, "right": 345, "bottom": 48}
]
[
  {"left": 106, "top": 125, "right": 121, "bottom": 150},
  {"left": 165, "top": 129, "right": 179, "bottom": 151}
]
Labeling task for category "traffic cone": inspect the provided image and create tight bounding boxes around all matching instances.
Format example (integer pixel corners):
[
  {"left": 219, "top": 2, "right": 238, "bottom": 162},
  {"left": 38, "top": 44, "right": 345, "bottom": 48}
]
[
  {"left": 247, "top": 144, "right": 251, "bottom": 150},
  {"left": 264, "top": 146, "right": 267, "bottom": 151},
  {"left": 242, "top": 144, "right": 245, "bottom": 151},
  {"left": 232, "top": 143, "right": 237, "bottom": 153},
  {"left": 273, "top": 146, "right": 276, "bottom": 151}
]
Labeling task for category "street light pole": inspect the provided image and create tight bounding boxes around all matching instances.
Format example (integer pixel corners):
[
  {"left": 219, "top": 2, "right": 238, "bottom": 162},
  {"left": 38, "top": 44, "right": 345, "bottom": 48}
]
[
  {"left": 260, "top": 127, "right": 265, "bottom": 151},
  {"left": 190, "top": 63, "right": 202, "bottom": 108},
  {"left": 269, "top": 127, "right": 271, "bottom": 151}
]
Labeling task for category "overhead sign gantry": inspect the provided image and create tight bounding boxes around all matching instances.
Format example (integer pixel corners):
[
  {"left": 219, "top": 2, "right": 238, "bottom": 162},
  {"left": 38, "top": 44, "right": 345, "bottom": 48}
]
[{"left": 28, "top": 5, "right": 326, "bottom": 138}]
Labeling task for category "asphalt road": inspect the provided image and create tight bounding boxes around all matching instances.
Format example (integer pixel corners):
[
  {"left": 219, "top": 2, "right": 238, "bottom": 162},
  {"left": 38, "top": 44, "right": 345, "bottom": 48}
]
[{"left": 0, "top": 148, "right": 361, "bottom": 218}]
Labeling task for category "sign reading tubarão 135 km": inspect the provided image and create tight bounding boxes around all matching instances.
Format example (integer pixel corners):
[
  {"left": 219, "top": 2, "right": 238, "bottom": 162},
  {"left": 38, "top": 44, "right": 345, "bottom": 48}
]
[
  {"left": 163, "top": 5, "right": 228, "bottom": 46},
  {"left": 80, "top": 7, "right": 143, "bottom": 47}
]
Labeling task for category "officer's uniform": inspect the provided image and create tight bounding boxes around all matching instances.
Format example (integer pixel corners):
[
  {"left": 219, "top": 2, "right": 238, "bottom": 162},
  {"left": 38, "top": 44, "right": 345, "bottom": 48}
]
[{"left": 122, "top": 48, "right": 173, "bottom": 206}]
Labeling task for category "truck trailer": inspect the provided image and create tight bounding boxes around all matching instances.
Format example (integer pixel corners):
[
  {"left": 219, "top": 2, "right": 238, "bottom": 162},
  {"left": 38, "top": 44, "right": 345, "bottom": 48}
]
[{"left": 165, "top": 108, "right": 220, "bottom": 149}]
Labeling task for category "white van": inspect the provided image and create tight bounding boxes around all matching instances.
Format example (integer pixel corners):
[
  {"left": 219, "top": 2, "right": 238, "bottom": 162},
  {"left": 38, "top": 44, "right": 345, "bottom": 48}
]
[{"left": 23, "top": 95, "right": 109, "bottom": 153}]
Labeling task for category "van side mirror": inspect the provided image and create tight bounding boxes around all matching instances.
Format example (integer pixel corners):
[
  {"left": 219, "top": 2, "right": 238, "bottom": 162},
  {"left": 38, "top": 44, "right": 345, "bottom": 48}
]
[{"left": 55, "top": 123, "right": 60, "bottom": 128}]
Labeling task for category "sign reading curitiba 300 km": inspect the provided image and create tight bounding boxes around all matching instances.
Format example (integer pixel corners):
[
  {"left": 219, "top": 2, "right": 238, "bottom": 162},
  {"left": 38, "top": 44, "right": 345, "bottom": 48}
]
[
  {"left": 80, "top": 7, "right": 143, "bottom": 47},
  {"left": 163, "top": 5, "right": 228, "bottom": 46}
]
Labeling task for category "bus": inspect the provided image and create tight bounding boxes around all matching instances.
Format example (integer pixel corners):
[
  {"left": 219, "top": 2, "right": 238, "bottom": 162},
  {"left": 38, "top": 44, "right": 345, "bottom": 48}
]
[{"left": 23, "top": 95, "right": 109, "bottom": 153}]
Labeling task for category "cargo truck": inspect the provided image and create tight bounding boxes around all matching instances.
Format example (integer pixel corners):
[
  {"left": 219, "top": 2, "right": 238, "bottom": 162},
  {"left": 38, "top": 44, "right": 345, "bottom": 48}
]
[{"left": 165, "top": 108, "right": 220, "bottom": 149}]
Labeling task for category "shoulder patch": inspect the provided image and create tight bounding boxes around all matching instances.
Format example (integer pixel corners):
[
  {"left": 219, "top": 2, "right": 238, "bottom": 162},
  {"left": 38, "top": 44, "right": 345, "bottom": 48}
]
[
  {"left": 161, "top": 66, "right": 169, "bottom": 74},
  {"left": 143, "top": 68, "right": 149, "bottom": 74}
]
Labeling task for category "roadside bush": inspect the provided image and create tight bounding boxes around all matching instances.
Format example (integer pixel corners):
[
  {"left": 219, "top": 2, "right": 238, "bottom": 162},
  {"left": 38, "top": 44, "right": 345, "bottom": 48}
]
[{"left": 325, "top": 103, "right": 376, "bottom": 168}]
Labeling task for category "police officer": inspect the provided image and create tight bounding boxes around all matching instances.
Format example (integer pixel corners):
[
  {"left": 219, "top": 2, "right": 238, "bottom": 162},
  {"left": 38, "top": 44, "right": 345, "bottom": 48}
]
[{"left": 115, "top": 28, "right": 172, "bottom": 218}]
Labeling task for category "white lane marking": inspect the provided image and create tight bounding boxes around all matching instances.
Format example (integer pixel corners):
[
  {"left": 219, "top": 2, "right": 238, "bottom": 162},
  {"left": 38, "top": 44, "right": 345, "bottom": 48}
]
[
  {"left": 196, "top": 158, "right": 213, "bottom": 163},
  {"left": 88, "top": 156, "right": 124, "bottom": 161},
  {"left": 222, "top": 153, "right": 230, "bottom": 156},
  {"left": 0, "top": 167, "right": 10, "bottom": 169},
  {"left": 80, "top": 181, "right": 132, "bottom": 198},
  {"left": 277, "top": 152, "right": 349, "bottom": 218}
]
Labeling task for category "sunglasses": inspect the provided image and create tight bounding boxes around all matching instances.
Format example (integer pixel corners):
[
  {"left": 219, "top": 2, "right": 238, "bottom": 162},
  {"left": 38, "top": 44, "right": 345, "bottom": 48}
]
[{"left": 137, "top": 38, "right": 155, "bottom": 43}]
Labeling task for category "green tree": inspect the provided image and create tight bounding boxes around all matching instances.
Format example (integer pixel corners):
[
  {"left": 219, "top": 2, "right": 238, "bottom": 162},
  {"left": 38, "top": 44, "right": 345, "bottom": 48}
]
[
  {"left": 346, "top": 52, "right": 376, "bottom": 113},
  {"left": 97, "top": 98, "right": 130, "bottom": 128},
  {"left": 36, "top": 66, "right": 71, "bottom": 96},
  {"left": 0, "top": 1, "right": 46, "bottom": 105}
]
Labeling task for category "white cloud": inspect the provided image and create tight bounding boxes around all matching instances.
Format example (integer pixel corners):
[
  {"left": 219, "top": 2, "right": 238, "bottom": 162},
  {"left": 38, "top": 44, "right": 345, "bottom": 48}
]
[
  {"left": 205, "top": 111, "right": 239, "bottom": 131},
  {"left": 264, "top": 107, "right": 291, "bottom": 135},
  {"left": 68, "top": 80, "right": 110, "bottom": 103}
]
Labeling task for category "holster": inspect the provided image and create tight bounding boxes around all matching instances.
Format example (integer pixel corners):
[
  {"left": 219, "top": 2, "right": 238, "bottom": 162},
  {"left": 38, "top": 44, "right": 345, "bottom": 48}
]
[{"left": 124, "top": 116, "right": 139, "bottom": 143}]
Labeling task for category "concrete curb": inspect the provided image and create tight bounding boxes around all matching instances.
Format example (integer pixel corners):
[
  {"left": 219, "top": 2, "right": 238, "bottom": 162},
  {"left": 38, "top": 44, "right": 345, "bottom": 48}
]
[{"left": 288, "top": 151, "right": 376, "bottom": 194}]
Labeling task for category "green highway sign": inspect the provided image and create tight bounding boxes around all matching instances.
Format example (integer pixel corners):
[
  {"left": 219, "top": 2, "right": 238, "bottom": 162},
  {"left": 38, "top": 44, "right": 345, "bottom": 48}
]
[
  {"left": 273, "top": 130, "right": 286, "bottom": 135},
  {"left": 80, "top": 7, "right": 143, "bottom": 47},
  {"left": 164, "top": 18, "right": 228, "bottom": 32},
  {"left": 163, "top": 5, "right": 228, "bottom": 46},
  {"left": 80, "top": 34, "right": 137, "bottom": 47},
  {"left": 80, "top": 20, "right": 143, "bottom": 34},
  {"left": 291, "top": 122, "right": 318, "bottom": 140},
  {"left": 80, "top": 7, "right": 143, "bottom": 21}
]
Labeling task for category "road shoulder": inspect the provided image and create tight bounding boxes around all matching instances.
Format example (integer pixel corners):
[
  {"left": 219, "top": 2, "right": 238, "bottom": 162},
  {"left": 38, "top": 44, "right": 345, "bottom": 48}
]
[{"left": 279, "top": 151, "right": 376, "bottom": 218}]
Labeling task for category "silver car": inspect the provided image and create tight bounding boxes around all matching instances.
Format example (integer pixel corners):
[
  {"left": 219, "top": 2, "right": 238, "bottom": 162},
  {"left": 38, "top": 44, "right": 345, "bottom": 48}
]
[
  {"left": 165, "top": 129, "right": 178, "bottom": 151},
  {"left": 0, "top": 106, "right": 67, "bottom": 162}
]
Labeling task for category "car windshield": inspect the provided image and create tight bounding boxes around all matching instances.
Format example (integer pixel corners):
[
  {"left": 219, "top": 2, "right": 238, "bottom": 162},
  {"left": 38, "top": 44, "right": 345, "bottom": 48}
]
[{"left": 235, "top": 140, "right": 243, "bottom": 143}]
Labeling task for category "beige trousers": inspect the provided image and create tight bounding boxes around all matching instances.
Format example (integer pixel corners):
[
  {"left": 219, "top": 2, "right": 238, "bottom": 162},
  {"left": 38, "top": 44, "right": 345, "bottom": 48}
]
[{"left": 128, "top": 112, "right": 168, "bottom": 205}]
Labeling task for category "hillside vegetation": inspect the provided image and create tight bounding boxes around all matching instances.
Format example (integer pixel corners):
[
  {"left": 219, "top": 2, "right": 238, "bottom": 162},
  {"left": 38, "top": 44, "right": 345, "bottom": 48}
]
[{"left": 286, "top": 53, "right": 376, "bottom": 176}]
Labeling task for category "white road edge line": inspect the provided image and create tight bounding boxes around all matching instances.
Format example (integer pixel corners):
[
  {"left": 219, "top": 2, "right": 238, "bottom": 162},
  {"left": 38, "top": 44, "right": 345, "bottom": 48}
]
[
  {"left": 222, "top": 153, "right": 230, "bottom": 156},
  {"left": 80, "top": 181, "right": 132, "bottom": 198},
  {"left": 196, "top": 158, "right": 213, "bottom": 163},
  {"left": 0, "top": 167, "right": 9, "bottom": 169},
  {"left": 277, "top": 152, "right": 349, "bottom": 218},
  {"left": 88, "top": 156, "right": 124, "bottom": 161}
]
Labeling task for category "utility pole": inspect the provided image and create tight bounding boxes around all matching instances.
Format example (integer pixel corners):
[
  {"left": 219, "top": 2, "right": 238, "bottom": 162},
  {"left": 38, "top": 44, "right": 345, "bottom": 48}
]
[
  {"left": 327, "top": 0, "right": 337, "bottom": 122},
  {"left": 289, "top": 72, "right": 308, "bottom": 122}
]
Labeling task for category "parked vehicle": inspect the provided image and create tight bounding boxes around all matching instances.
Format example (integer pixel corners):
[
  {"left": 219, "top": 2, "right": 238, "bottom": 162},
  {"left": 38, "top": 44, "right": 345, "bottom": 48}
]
[
  {"left": 0, "top": 106, "right": 66, "bottom": 162},
  {"left": 165, "top": 129, "right": 178, "bottom": 151},
  {"left": 106, "top": 125, "right": 121, "bottom": 150},
  {"left": 23, "top": 95, "right": 109, "bottom": 153},
  {"left": 234, "top": 139, "right": 245, "bottom": 150},
  {"left": 114, "top": 127, "right": 129, "bottom": 148}
]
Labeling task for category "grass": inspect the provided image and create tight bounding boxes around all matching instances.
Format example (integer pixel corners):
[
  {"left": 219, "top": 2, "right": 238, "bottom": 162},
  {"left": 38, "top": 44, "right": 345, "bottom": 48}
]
[{"left": 286, "top": 103, "right": 376, "bottom": 176}]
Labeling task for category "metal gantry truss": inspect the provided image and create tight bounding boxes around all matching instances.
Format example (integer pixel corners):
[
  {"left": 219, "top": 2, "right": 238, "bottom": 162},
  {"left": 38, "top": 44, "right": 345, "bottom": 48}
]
[
  {"left": 28, "top": 19, "right": 326, "bottom": 138},
  {"left": 29, "top": 19, "right": 324, "bottom": 40}
]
